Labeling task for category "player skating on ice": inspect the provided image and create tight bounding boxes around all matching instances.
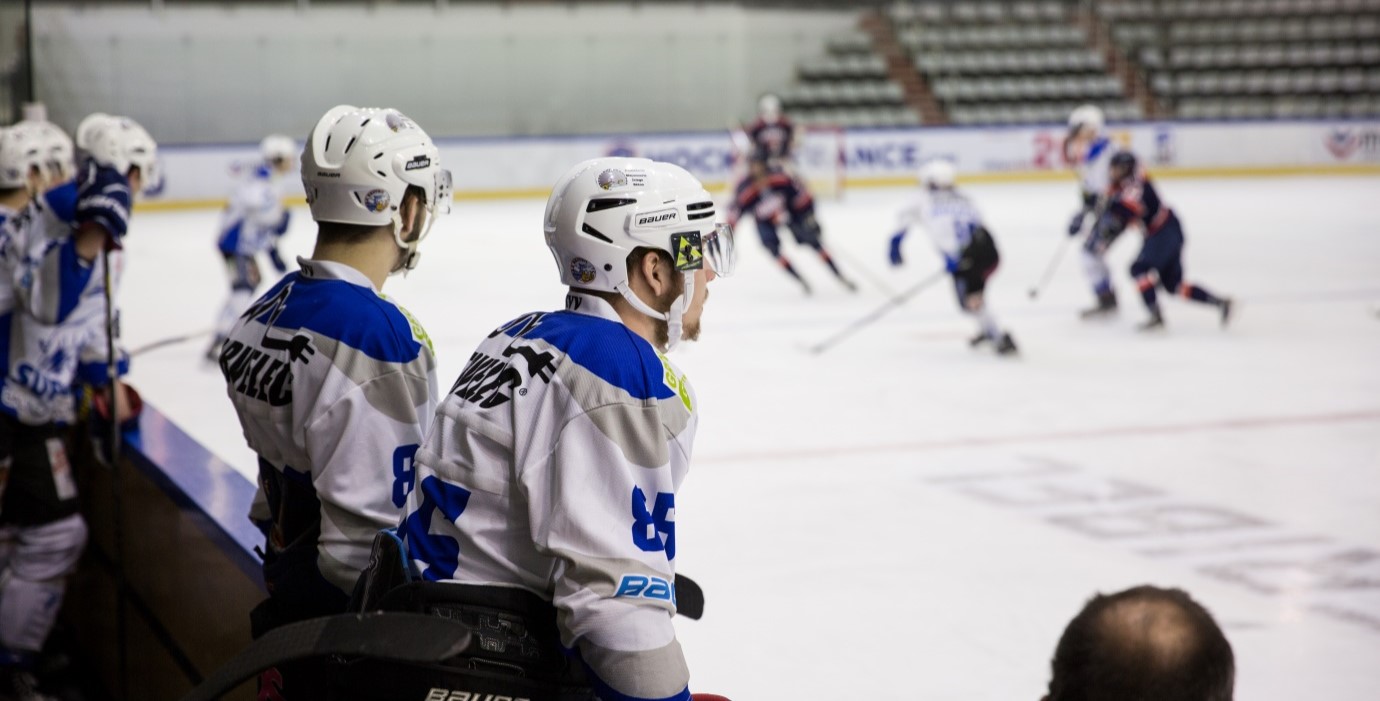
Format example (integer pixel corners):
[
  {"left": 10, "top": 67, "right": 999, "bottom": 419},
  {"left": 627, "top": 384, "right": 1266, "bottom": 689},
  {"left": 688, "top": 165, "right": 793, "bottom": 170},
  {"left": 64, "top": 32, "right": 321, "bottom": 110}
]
[
  {"left": 0, "top": 115, "right": 156, "bottom": 701},
  {"left": 1099, "top": 151, "right": 1233, "bottom": 331},
  {"left": 382, "top": 158, "right": 734, "bottom": 701},
  {"left": 728, "top": 155, "right": 854, "bottom": 294},
  {"left": 746, "top": 94, "right": 796, "bottom": 168},
  {"left": 219, "top": 106, "right": 450, "bottom": 698},
  {"left": 206, "top": 134, "right": 296, "bottom": 361},
  {"left": 888, "top": 159, "right": 1018, "bottom": 355},
  {"left": 1064, "top": 104, "right": 1124, "bottom": 319}
]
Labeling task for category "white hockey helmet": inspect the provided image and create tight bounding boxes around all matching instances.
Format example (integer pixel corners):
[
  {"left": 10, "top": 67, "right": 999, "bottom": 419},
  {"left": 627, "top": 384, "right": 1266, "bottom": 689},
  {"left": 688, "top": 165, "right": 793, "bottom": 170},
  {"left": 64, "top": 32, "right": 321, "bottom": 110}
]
[
  {"left": 918, "top": 159, "right": 957, "bottom": 189},
  {"left": 301, "top": 105, "right": 452, "bottom": 274},
  {"left": 31, "top": 121, "right": 74, "bottom": 184},
  {"left": 0, "top": 122, "right": 49, "bottom": 190},
  {"left": 260, "top": 134, "right": 296, "bottom": 165},
  {"left": 543, "top": 157, "right": 736, "bottom": 349},
  {"left": 1068, "top": 104, "right": 1105, "bottom": 135},
  {"left": 759, "top": 93, "right": 783, "bottom": 122},
  {"left": 76, "top": 113, "right": 159, "bottom": 192}
]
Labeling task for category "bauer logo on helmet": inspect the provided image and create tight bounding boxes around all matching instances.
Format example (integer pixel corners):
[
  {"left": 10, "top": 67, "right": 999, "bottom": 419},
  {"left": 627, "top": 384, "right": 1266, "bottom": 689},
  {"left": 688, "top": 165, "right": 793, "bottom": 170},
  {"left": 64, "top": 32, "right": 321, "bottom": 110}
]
[
  {"left": 404, "top": 155, "right": 432, "bottom": 171},
  {"left": 635, "top": 209, "right": 678, "bottom": 228}
]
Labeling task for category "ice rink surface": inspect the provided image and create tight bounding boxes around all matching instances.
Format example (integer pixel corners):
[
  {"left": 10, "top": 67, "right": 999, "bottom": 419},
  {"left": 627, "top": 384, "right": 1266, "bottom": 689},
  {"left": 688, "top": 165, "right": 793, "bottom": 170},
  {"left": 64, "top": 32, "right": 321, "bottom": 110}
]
[{"left": 122, "top": 175, "right": 1380, "bottom": 699}]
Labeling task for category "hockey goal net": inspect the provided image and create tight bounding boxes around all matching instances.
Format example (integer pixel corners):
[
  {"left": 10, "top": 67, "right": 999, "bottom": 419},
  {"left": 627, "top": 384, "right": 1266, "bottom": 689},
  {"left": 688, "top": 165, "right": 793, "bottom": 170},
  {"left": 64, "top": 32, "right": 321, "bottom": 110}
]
[{"left": 795, "top": 124, "right": 846, "bottom": 200}]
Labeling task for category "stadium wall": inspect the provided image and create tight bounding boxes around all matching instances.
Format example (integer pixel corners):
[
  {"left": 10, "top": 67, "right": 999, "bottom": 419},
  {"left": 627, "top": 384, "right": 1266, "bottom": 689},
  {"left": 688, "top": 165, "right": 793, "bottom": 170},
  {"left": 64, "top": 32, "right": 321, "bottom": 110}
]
[
  {"left": 30, "top": 2, "right": 853, "bottom": 143},
  {"left": 139, "top": 118, "right": 1380, "bottom": 208}
]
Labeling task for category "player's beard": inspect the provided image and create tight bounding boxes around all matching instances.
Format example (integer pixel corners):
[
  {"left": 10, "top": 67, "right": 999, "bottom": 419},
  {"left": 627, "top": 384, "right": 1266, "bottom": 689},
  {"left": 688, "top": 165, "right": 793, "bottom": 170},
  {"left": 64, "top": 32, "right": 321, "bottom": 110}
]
[{"left": 651, "top": 274, "right": 700, "bottom": 348}]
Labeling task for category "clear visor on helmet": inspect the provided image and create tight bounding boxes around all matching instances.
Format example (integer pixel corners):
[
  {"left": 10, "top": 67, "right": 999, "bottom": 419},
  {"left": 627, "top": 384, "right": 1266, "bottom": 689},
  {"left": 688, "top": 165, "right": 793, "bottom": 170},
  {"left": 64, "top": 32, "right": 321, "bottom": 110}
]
[
  {"left": 412, "top": 168, "right": 453, "bottom": 245},
  {"left": 669, "top": 223, "right": 736, "bottom": 278}
]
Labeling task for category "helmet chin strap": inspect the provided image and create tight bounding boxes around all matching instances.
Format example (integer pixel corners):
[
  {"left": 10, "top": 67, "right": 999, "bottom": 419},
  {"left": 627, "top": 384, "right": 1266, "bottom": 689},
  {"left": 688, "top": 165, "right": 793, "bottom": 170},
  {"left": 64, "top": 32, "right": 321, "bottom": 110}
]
[{"left": 618, "top": 271, "right": 693, "bottom": 352}]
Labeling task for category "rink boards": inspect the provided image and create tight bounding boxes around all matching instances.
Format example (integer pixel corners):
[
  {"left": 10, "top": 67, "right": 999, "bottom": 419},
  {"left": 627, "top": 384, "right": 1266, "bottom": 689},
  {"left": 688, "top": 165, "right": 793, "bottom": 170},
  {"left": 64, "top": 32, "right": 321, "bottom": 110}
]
[{"left": 69, "top": 406, "right": 261, "bottom": 701}]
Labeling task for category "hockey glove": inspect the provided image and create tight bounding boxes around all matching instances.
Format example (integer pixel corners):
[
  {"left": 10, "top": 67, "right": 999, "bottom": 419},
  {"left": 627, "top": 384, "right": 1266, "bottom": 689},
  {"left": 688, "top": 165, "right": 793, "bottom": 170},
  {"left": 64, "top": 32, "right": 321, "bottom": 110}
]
[
  {"left": 268, "top": 247, "right": 288, "bottom": 274},
  {"left": 272, "top": 209, "right": 291, "bottom": 237},
  {"left": 1067, "top": 210, "right": 1088, "bottom": 237},
  {"left": 888, "top": 230, "right": 907, "bottom": 266}
]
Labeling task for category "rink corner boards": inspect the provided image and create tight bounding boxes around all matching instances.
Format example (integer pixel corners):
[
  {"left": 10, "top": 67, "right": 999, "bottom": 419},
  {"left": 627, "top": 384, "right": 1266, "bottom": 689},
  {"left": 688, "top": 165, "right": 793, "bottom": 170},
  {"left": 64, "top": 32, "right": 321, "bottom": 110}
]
[
  {"left": 133, "top": 162, "right": 1380, "bottom": 212},
  {"left": 65, "top": 402, "right": 264, "bottom": 701}
]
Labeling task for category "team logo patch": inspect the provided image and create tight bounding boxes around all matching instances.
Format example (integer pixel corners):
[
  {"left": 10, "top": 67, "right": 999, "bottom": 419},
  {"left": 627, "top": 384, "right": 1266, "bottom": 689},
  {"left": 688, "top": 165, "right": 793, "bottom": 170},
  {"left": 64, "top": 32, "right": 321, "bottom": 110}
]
[
  {"left": 363, "top": 189, "right": 390, "bottom": 213},
  {"left": 570, "top": 257, "right": 598, "bottom": 284},
  {"left": 404, "top": 155, "right": 431, "bottom": 171},
  {"left": 596, "top": 168, "right": 628, "bottom": 191},
  {"left": 384, "top": 111, "right": 416, "bottom": 133},
  {"left": 670, "top": 232, "right": 704, "bottom": 272}
]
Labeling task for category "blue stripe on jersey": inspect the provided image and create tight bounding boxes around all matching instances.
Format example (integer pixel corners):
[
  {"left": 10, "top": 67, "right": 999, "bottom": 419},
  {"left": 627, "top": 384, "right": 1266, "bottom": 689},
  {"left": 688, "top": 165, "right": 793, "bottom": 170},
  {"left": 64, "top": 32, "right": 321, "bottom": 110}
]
[
  {"left": 503, "top": 311, "right": 675, "bottom": 402},
  {"left": 56, "top": 239, "right": 93, "bottom": 322},
  {"left": 1085, "top": 137, "right": 1112, "bottom": 164},
  {"left": 251, "top": 272, "right": 423, "bottom": 364},
  {"left": 585, "top": 666, "right": 691, "bottom": 701},
  {"left": 0, "top": 312, "right": 10, "bottom": 386},
  {"left": 218, "top": 220, "right": 243, "bottom": 256},
  {"left": 42, "top": 180, "right": 79, "bottom": 224}
]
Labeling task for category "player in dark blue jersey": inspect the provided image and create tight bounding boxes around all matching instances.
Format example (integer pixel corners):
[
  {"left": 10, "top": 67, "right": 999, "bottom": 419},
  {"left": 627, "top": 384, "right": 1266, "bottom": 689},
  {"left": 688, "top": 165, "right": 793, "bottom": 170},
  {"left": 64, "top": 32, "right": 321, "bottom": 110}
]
[
  {"left": 1099, "top": 152, "right": 1233, "bottom": 331},
  {"left": 728, "top": 156, "right": 854, "bottom": 294},
  {"left": 746, "top": 94, "right": 795, "bottom": 164}
]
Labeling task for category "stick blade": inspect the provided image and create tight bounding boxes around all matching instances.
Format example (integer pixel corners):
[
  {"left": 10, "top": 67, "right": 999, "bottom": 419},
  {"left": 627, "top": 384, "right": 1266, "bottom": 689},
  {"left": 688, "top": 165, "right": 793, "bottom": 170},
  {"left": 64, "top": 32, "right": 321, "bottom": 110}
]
[
  {"left": 675, "top": 574, "right": 705, "bottom": 620},
  {"left": 181, "top": 612, "right": 472, "bottom": 701}
]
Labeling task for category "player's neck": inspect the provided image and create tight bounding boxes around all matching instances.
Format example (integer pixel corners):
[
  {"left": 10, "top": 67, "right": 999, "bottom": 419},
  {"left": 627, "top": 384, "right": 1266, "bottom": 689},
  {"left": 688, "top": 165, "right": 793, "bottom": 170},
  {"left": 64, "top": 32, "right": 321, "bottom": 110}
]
[
  {"left": 310, "top": 229, "right": 398, "bottom": 290},
  {"left": 0, "top": 189, "right": 30, "bottom": 211}
]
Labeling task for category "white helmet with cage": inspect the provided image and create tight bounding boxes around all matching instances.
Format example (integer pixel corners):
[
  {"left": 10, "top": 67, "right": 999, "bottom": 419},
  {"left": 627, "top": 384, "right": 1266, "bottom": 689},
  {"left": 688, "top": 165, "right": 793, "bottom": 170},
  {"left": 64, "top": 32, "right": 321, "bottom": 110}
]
[
  {"left": 260, "top": 134, "right": 297, "bottom": 166},
  {"left": 1068, "top": 104, "right": 1106, "bottom": 135},
  {"left": 542, "top": 157, "right": 736, "bottom": 349},
  {"left": 0, "top": 122, "right": 49, "bottom": 190},
  {"left": 918, "top": 158, "right": 957, "bottom": 189},
  {"left": 300, "top": 105, "right": 452, "bottom": 275},
  {"left": 76, "top": 112, "right": 159, "bottom": 192}
]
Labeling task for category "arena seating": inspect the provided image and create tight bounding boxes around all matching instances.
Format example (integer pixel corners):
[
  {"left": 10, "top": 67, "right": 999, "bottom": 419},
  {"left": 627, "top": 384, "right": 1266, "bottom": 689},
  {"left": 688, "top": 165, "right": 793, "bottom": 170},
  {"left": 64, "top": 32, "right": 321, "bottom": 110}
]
[
  {"left": 777, "top": 29, "right": 921, "bottom": 128},
  {"left": 891, "top": 1, "right": 1143, "bottom": 125},
  {"left": 1099, "top": 0, "right": 1380, "bottom": 119}
]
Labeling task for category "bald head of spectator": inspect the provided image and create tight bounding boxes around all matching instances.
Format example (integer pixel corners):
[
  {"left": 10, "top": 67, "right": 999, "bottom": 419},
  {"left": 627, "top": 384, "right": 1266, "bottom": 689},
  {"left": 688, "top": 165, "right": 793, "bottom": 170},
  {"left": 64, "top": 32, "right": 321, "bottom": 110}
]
[{"left": 1044, "top": 585, "right": 1235, "bottom": 701}]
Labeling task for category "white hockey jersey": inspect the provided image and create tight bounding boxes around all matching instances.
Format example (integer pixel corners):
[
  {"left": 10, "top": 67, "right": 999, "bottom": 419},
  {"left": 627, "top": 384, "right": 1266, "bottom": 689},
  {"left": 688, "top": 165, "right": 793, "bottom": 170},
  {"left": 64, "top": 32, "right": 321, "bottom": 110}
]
[
  {"left": 1075, "top": 135, "right": 1118, "bottom": 201},
  {"left": 896, "top": 186, "right": 986, "bottom": 264},
  {"left": 399, "top": 292, "right": 697, "bottom": 701},
  {"left": 0, "top": 169, "right": 128, "bottom": 426},
  {"left": 216, "top": 164, "right": 288, "bottom": 259},
  {"left": 220, "top": 257, "right": 437, "bottom": 597}
]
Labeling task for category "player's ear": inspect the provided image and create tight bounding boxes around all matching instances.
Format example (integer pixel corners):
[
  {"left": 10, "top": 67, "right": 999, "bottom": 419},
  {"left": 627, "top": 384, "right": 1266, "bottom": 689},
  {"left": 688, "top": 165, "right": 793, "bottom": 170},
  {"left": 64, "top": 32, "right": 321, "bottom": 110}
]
[
  {"left": 398, "top": 190, "right": 423, "bottom": 241},
  {"left": 639, "top": 249, "right": 670, "bottom": 297}
]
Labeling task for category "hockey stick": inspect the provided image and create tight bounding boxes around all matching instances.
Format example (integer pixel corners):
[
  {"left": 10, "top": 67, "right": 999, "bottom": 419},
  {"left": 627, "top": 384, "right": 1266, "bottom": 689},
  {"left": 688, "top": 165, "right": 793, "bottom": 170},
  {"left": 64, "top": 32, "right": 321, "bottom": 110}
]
[
  {"left": 805, "top": 269, "right": 948, "bottom": 355},
  {"left": 179, "top": 612, "right": 474, "bottom": 701},
  {"left": 1027, "top": 235, "right": 1074, "bottom": 300},
  {"left": 100, "top": 247, "right": 130, "bottom": 700},
  {"left": 676, "top": 574, "right": 705, "bottom": 620},
  {"left": 130, "top": 328, "right": 214, "bottom": 357},
  {"left": 831, "top": 246, "right": 899, "bottom": 298}
]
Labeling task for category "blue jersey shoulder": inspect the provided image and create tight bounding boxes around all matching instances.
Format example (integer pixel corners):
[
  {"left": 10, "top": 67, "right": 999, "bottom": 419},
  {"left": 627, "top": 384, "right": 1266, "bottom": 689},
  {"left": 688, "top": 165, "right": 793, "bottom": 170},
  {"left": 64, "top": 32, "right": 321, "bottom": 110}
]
[
  {"left": 41, "top": 180, "right": 80, "bottom": 224},
  {"left": 504, "top": 311, "right": 674, "bottom": 402},
  {"left": 252, "top": 273, "right": 424, "bottom": 365}
]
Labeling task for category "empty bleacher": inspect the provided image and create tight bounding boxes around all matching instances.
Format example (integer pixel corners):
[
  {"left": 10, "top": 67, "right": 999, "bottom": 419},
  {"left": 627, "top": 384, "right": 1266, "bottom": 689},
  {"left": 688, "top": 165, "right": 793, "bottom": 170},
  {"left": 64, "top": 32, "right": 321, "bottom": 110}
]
[
  {"left": 1101, "top": 0, "right": 1380, "bottom": 119},
  {"left": 893, "top": 1, "right": 1143, "bottom": 125},
  {"left": 778, "top": 29, "right": 920, "bottom": 128}
]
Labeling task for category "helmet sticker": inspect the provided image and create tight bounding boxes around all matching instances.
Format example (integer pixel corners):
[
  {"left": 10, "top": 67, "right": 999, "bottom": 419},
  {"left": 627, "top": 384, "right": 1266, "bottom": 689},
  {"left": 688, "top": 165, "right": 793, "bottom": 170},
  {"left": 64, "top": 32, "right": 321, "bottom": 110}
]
[
  {"left": 363, "top": 189, "right": 391, "bottom": 212},
  {"left": 597, "top": 168, "right": 628, "bottom": 191},
  {"left": 384, "top": 111, "right": 417, "bottom": 133},
  {"left": 570, "top": 257, "right": 598, "bottom": 284},
  {"left": 670, "top": 232, "right": 704, "bottom": 272}
]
